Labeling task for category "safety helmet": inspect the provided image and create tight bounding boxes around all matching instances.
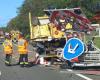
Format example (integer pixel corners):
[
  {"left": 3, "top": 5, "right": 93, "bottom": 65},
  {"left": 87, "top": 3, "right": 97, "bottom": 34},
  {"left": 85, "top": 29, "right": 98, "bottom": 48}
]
[
  {"left": 5, "top": 32, "right": 11, "bottom": 39},
  {"left": 18, "top": 32, "right": 24, "bottom": 39},
  {"left": 59, "top": 15, "right": 65, "bottom": 23}
]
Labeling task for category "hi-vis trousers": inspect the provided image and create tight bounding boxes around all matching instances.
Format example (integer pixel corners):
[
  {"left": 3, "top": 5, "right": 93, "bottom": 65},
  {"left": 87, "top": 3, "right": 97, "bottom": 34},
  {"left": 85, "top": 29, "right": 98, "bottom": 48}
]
[
  {"left": 19, "top": 54, "right": 28, "bottom": 65},
  {"left": 5, "top": 54, "right": 12, "bottom": 65}
]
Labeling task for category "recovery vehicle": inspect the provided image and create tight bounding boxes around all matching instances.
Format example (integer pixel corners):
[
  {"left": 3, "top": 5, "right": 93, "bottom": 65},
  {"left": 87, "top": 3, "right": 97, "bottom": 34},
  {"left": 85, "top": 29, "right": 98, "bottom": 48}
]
[{"left": 29, "top": 7, "right": 100, "bottom": 67}]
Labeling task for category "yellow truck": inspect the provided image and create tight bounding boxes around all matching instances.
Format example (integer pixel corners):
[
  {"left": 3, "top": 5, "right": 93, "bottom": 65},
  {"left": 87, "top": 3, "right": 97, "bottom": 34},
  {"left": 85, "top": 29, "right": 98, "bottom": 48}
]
[
  {"left": 29, "top": 12, "right": 66, "bottom": 65},
  {"left": 29, "top": 14, "right": 64, "bottom": 41}
]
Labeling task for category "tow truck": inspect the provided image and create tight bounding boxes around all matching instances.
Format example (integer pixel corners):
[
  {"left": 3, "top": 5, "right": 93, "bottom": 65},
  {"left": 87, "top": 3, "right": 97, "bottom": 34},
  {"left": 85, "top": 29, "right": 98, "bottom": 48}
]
[{"left": 29, "top": 7, "right": 100, "bottom": 67}]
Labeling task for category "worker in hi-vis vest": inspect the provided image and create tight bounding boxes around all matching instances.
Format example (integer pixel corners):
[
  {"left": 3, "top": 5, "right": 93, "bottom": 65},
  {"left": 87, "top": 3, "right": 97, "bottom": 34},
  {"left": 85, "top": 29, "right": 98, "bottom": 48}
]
[
  {"left": 3, "top": 33, "right": 13, "bottom": 66},
  {"left": 17, "top": 33, "right": 29, "bottom": 67}
]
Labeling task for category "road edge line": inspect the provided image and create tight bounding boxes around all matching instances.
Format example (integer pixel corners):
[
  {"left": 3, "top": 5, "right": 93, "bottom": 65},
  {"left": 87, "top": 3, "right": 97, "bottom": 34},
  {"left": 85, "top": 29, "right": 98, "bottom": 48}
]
[
  {"left": 67, "top": 69, "right": 93, "bottom": 80},
  {"left": 0, "top": 71, "right": 1, "bottom": 76},
  {"left": 76, "top": 73, "right": 93, "bottom": 80}
]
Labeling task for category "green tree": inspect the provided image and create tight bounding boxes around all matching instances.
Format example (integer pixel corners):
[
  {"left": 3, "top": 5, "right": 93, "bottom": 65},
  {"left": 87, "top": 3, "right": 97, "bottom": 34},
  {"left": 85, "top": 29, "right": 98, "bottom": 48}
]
[
  {"left": 7, "top": 0, "right": 67, "bottom": 35},
  {"left": 7, "top": 0, "right": 100, "bottom": 35}
]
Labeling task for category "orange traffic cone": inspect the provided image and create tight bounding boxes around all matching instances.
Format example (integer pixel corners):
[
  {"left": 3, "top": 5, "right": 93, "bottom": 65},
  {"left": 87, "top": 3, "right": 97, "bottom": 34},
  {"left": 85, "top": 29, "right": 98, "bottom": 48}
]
[{"left": 71, "top": 57, "right": 79, "bottom": 62}]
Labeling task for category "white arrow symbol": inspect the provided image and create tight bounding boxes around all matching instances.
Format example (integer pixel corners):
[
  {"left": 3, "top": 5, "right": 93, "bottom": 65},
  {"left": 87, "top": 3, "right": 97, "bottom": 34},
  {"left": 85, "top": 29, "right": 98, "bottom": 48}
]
[{"left": 68, "top": 43, "right": 79, "bottom": 54}]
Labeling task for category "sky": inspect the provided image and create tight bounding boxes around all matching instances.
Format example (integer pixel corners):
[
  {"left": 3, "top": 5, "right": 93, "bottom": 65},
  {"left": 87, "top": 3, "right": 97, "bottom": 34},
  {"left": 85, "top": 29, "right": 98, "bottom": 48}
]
[{"left": 0, "top": 0, "right": 24, "bottom": 27}]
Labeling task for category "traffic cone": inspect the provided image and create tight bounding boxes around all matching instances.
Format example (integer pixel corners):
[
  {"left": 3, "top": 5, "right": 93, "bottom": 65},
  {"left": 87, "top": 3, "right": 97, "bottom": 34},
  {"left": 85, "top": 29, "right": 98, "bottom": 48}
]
[
  {"left": 40, "top": 57, "right": 44, "bottom": 65},
  {"left": 71, "top": 57, "right": 79, "bottom": 62}
]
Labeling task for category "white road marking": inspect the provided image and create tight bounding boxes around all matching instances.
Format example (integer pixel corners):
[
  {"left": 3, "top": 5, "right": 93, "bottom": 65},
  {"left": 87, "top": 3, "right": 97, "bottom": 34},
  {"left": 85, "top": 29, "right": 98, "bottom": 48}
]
[
  {"left": 66, "top": 69, "right": 93, "bottom": 80},
  {"left": 67, "top": 69, "right": 73, "bottom": 72},
  {"left": 0, "top": 71, "right": 1, "bottom": 76},
  {"left": 76, "top": 74, "right": 93, "bottom": 80}
]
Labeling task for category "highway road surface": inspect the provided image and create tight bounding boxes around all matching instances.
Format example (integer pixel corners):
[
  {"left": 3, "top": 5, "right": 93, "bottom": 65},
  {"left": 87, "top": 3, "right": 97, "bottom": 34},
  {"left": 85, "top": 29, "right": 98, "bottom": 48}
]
[{"left": 0, "top": 43, "right": 100, "bottom": 80}]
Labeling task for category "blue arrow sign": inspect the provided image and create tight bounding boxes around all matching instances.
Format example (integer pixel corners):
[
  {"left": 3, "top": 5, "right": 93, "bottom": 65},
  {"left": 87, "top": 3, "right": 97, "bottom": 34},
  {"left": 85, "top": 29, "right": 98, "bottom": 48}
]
[{"left": 63, "top": 38, "right": 84, "bottom": 60}]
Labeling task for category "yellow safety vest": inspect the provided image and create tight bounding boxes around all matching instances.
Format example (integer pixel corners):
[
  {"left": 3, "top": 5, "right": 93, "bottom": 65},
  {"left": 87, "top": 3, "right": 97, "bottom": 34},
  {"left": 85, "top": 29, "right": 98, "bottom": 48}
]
[
  {"left": 65, "top": 23, "right": 72, "bottom": 30},
  {"left": 3, "top": 39, "right": 13, "bottom": 54},
  {"left": 18, "top": 38, "right": 28, "bottom": 54}
]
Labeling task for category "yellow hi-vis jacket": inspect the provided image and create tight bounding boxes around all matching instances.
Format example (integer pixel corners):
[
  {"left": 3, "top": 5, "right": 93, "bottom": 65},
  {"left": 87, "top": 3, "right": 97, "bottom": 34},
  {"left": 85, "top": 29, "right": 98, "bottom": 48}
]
[
  {"left": 3, "top": 39, "right": 13, "bottom": 54},
  {"left": 18, "top": 38, "right": 28, "bottom": 54},
  {"left": 65, "top": 23, "right": 72, "bottom": 30}
]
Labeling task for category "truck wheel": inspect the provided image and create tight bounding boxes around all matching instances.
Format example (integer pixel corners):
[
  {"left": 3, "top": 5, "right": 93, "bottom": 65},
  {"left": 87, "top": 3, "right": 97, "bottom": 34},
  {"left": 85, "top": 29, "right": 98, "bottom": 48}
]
[{"left": 60, "top": 63, "right": 68, "bottom": 69}]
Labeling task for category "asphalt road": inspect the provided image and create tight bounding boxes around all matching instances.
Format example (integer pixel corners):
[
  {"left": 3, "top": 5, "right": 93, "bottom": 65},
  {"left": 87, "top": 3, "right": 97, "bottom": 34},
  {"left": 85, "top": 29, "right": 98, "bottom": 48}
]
[{"left": 0, "top": 43, "right": 100, "bottom": 80}]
